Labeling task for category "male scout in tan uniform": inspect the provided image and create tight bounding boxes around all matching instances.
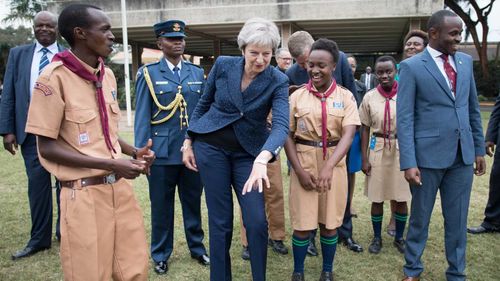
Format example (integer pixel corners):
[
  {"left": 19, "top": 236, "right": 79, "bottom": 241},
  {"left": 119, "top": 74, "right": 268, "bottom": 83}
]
[{"left": 25, "top": 4, "right": 154, "bottom": 281}]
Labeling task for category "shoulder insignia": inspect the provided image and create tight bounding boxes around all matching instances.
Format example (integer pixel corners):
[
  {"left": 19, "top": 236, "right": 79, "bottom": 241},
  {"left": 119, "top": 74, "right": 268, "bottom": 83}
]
[{"left": 34, "top": 82, "right": 54, "bottom": 96}]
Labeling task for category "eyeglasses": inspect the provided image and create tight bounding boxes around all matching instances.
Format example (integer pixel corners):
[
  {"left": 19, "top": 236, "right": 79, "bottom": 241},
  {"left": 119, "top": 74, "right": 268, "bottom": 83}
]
[{"left": 279, "top": 57, "right": 293, "bottom": 61}]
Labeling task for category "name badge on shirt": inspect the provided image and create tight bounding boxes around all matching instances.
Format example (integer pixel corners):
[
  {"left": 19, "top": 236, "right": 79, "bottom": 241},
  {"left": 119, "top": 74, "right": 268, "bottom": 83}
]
[
  {"left": 298, "top": 119, "right": 308, "bottom": 133},
  {"left": 79, "top": 132, "right": 90, "bottom": 145},
  {"left": 155, "top": 81, "right": 169, "bottom": 85},
  {"left": 369, "top": 136, "right": 376, "bottom": 150},
  {"left": 333, "top": 102, "right": 344, "bottom": 109},
  {"left": 187, "top": 81, "right": 203, "bottom": 85}
]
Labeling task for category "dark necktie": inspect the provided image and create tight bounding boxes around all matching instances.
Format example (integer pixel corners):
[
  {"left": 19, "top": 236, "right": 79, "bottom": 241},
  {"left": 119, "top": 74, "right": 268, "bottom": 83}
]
[
  {"left": 39, "top": 47, "right": 50, "bottom": 75},
  {"left": 173, "top": 66, "right": 180, "bottom": 82},
  {"left": 440, "top": 54, "right": 456, "bottom": 95}
]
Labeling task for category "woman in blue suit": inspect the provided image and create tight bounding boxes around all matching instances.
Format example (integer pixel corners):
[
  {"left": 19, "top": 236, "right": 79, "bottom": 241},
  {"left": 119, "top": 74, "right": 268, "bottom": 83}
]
[{"left": 182, "top": 18, "right": 289, "bottom": 281}]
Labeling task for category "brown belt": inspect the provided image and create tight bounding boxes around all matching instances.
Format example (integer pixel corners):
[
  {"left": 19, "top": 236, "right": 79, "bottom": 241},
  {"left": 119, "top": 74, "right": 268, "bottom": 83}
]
[
  {"left": 295, "top": 138, "right": 339, "bottom": 147},
  {"left": 373, "top": 132, "right": 397, "bottom": 139},
  {"left": 60, "top": 173, "right": 122, "bottom": 188}
]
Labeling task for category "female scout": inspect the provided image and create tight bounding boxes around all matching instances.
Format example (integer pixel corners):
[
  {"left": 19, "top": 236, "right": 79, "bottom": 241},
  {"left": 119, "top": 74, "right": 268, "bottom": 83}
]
[
  {"left": 284, "top": 38, "right": 359, "bottom": 281},
  {"left": 359, "top": 56, "right": 411, "bottom": 254}
]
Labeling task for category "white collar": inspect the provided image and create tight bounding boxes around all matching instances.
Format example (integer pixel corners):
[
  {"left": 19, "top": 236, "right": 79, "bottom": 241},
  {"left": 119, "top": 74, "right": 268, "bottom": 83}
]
[
  {"left": 35, "top": 41, "right": 58, "bottom": 54},
  {"left": 165, "top": 59, "right": 182, "bottom": 72},
  {"left": 427, "top": 45, "right": 448, "bottom": 59}
]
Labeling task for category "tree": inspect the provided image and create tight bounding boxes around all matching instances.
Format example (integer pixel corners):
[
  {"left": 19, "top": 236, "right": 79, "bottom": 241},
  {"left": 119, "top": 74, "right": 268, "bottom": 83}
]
[
  {"left": 445, "top": 0, "right": 496, "bottom": 79},
  {"left": 0, "top": 25, "right": 34, "bottom": 80},
  {"left": 2, "top": 0, "right": 46, "bottom": 24}
]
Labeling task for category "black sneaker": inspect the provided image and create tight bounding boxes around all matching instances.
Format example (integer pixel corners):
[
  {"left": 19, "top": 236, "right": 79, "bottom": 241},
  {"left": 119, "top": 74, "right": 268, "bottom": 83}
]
[
  {"left": 269, "top": 239, "right": 289, "bottom": 255},
  {"left": 319, "top": 271, "right": 334, "bottom": 281},
  {"left": 307, "top": 239, "right": 318, "bottom": 256},
  {"left": 241, "top": 246, "right": 250, "bottom": 260},
  {"left": 291, "top": 272, "right": 305, "bottom": 281},
  {"left": 393, "top": 238, "right": 405, "bottom": 254},
  {"left": 368, "top": 237, "right": 382, "bottom": 254}
]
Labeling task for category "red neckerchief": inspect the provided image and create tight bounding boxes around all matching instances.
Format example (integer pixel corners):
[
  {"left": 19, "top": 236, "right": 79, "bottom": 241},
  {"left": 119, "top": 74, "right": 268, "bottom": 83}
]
[
  {"left": 376, "top": 81, "right": 398, "bottom": 148},
  {"left": 306, "top": 79, "right": 337, "bottom": 159},
  {"left": 53, "top": 50, "right": 116, "bottom": 153}
]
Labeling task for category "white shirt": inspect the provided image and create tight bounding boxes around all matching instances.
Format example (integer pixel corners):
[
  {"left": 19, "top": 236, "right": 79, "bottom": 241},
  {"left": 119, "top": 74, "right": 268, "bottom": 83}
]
[
  {"left": 30, "top": 41, "right": 58, "bottom": 97},
  {"left": 165, "top": 58, "right": 182, "bottom": 76},
  {"left": 365, "top": 73, "right": 371, "bottom": 89},
  {"left": 427, "top": 45, "right": 457, "bottom": 95}
]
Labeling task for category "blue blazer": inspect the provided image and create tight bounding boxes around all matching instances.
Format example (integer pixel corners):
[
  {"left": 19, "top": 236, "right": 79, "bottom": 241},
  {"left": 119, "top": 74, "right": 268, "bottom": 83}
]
[
  {"left": 397, "top": 49, "right": 485, "bottom": 170},
  {"left": 134, "top": 59, "right": 204, "bottom": 165},
  {"left": 0, "top": 43, "right": 64, "bottom": 145},
  {"left": 486, "top": 93, "right": 500, "bottom": 145},
  {"left": 188, "top": 56, "right": 289, "bottom": 157}
]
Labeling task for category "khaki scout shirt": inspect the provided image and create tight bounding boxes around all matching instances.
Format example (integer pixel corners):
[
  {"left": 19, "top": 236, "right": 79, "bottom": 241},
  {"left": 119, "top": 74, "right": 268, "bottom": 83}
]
[
  {"left": 358, "top": 88, "right": 398, "bottom": 135},
  {"left": 289, "top": 85, "right": 360, "bottom": 141},
  {"left": 25, "top": 56, "right": 121, "bottom": 181}
]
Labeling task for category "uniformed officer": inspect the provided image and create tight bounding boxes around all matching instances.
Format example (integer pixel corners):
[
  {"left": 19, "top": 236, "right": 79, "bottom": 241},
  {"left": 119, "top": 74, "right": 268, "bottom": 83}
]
[
  {"left": 134, "top": 19, "right": 209, "bottom": 275},
  {"left": 284, "top": 39, "right": 360, "bottom": 281}
]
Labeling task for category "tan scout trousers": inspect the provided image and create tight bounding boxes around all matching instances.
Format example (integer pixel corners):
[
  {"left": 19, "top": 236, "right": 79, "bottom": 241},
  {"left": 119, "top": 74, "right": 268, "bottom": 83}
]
[
  {"left": 60, "top": 178, "right": 148, "bottom": 281},
  {"left": 241, "top": 156, "right": 286, "bottom": 246}
]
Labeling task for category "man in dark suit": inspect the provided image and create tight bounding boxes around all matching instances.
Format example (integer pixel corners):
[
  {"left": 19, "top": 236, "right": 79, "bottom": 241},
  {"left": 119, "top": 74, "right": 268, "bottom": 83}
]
[
  {"left": 0, "top": 11, "right": 63, "bottom": 260},
  {"left": 397, "top": 10, "right": 486, "bottom": 281},
  {"left": 360, "top": 66, "right": 378, "bottom": 90},
  {"left": 468, "top": 93, "right": 500, "bottom": 234},
  {"left": 286, "top": 31, "right": 363, "bottom": 256}
]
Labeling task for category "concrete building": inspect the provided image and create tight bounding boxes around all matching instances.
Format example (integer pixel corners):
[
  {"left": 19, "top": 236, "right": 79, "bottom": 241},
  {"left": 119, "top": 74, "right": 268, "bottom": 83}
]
[{"left": 48, "top": 0, "right": 444, "bottom": 76}]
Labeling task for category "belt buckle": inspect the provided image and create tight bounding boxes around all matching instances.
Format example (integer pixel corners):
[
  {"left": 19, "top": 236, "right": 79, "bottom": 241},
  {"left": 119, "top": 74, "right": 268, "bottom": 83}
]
[
  {"left": 318, "top": 142, "right": 323, "bottom": 147},
  {"left": 105, "top": 174, "right": 117, "bottom": 184}
]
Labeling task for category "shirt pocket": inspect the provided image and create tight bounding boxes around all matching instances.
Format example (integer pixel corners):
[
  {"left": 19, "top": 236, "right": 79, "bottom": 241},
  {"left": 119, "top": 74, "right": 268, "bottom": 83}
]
[
  {"left": 187, "top": 81, "right": 203, "bottom": 94},
  {"left": 151, "top": 127, "right": 169, "bottom": 158},
  {"left": 64, "top": 109, "right": 98, "bottom": 146},
  {"left": 327, "top": 108, "right": 344, "bottom": 136},
  {"left": 108, "top": 103, "right": 121, "bottom": 135}
]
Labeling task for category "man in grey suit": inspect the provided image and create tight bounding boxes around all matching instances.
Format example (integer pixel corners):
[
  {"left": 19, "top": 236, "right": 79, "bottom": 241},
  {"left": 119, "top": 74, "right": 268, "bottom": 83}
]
[
  {"left": 0, "top": 11, "right": 62, "bottom": 260},
  {"left": 468, "top": 92, "right": 500, "bottom": 234},
  {"left": 360, "top": 66, "right": 378, "bottom": 90},
  {"left": 397, "top": 10, "right": 486, "bottom": 281}
]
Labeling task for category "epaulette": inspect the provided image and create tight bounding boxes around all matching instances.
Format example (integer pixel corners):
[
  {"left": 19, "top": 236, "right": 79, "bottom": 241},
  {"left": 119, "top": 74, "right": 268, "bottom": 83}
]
[
  {"left": 337, "top": 85, "right": 349, "bottom": 91},
  {"left": 184, "top": 61, "right": 202, "bottom": 69},
  {"left": 137, "top": 61, "right": 160, "bottom": 79},
  {"left": 38, "top": 61, "right": 64, "bottom": 79}
]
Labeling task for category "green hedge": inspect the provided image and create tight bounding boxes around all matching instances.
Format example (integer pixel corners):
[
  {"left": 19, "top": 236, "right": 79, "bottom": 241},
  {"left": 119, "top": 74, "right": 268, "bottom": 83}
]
[{"left": 473, "top": 60, "right": 500, "bottom": 98}]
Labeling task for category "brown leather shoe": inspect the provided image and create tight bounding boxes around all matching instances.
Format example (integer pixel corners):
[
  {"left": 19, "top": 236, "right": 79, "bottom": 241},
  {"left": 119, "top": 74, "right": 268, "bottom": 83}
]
[{"left": 402, "top": 276, "right": 420, "bottom": 281}]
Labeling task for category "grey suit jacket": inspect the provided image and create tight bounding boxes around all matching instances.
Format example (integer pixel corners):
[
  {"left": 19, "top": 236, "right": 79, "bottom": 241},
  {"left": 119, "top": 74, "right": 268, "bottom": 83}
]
[
  {"left": 0, "top": 43, "right": 64, "bottom": 145},
  {"left": 397, "top": 49, "right": 485, "bottom": 170}
]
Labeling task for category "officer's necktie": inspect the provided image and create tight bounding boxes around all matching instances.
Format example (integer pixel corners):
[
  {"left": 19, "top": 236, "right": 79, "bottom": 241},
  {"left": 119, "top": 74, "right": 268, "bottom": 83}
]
[
  {"left": 39, "top": 47, "right": 50, "bottom": 75},
  {"left": 440, "top": 54, "right": 456, "bottom": 95},
  {"left": 173, "top": 66, "right": 181, "bottom": 82}
]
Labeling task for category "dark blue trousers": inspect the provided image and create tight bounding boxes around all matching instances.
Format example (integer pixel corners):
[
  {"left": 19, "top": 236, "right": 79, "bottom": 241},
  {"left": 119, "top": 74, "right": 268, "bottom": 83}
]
[
  {"left": 20, "top": 134, "right": 53, "bottom": 249},
  {"left": 482, "top": 148, "right": 500, "bottom": 228},
  {"left": 147, "top": 164, "right": 206, "bottom": 263},
  {"left": 194, "top": 140, "right": 268, "bottom": 281},
  {"left": 404, "top": 151, "right": 473, "bottom": 281}
]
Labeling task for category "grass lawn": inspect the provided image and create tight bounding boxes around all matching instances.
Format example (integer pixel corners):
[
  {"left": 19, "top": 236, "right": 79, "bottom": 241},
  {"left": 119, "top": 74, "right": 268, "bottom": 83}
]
[{"left": 0, "top": 112, "right": 498, "bottom": 281}]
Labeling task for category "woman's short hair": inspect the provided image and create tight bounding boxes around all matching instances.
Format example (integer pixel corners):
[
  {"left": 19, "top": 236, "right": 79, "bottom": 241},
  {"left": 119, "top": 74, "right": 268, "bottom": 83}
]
[
  {"left": 404, "top": 30, "right": 429, "bottom": 47},
  {"left": 287, "top": 31, "right": 314, "bottom": 58},
  {"left": 237, "top": 18, "right": 280, "bottom": 51},
  {"left": 310, "top": 38, "right": 339, "bottom": 64}
]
